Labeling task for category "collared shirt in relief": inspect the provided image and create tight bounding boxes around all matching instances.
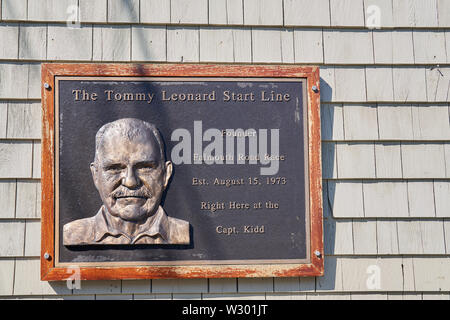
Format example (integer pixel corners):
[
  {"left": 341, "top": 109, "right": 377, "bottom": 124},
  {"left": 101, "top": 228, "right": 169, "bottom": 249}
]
[{"left": 63, "top": 206, "right": 189, "bottom": 245}]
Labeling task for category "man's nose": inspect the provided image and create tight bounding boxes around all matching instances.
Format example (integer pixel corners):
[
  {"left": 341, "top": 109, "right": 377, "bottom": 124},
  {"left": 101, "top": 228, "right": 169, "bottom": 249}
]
[{"left": 122, "top": 166, "right": 139, "bottom": 188}]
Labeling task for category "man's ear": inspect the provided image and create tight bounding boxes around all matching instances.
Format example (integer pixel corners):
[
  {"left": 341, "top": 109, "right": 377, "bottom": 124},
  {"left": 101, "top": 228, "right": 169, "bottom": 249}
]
[
  {"left": 90, "top": 162, "right": 99, "bottom": 190},
  {"left": 163, "top": 161, "right": 173, "bottom": 189}
]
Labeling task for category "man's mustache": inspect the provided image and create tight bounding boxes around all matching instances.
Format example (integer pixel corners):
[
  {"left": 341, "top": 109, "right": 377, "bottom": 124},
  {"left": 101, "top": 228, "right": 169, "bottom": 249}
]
[{"left": 110, "top": 187, "right": 152, "bottom": 199}]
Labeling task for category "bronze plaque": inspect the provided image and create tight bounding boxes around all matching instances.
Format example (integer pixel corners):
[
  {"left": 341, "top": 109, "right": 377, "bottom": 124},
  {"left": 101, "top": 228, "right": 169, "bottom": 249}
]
[{"left": 41, "top": 64, "right": 323, "bottom": 280}]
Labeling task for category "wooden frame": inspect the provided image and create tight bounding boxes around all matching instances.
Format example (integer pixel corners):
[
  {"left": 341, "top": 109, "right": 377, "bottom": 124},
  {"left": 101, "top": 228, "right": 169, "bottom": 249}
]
[{"left": 41, "top": 63, "right": 323, "bottom": 281}]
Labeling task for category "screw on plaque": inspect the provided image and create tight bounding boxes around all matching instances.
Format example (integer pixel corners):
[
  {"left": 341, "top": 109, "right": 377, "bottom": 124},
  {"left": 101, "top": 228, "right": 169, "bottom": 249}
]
[
  {"left": 44, "top": 252, "right": 51, "bottom": 260},
  {"left": 312, "top": 85, "right": 319, "bottom": 93},
  {"left": 44, "top": 83, "right": 51, "bottom": 90},
  {"left": 314, "top": 250, "right": 322, "bottom": 258}
]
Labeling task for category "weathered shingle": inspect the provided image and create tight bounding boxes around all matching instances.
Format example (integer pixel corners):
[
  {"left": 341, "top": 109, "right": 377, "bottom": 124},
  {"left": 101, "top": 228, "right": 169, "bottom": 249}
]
[
  {"left": 438, "top": 0, "right": 450, "bottom": 27},
  {"left": 28, "top": 0, "right": 78, "bottom": 22},
  {"left": 324, "top": 30, "right": 373, "bottom": 64},
  {"left": 121, "top": 280, "right": 151, "bottom": 294},
  {"left": 273, "top": 277, "right": 300, "bottom": 292},
  {"left": 15, "top": 180, "right": 40, "bottom": 218},
  {"left": 24, "top": 220, "right": 40, "bottom": 257},
  {"left": 32, "top": 141, "right": 41, "bottom": 179},
  {"left": 251, "top": 28, "right": 282, "bottom": 63},
  {"left": 393, "top": 68, "right": 428, "bottom": 102},
  {"left": 284, "top": 0, "right": 330, "bottom": 26},
  {"left": 171, "top": 0, "right": 208, "bottom": 24},
  {"left": 397, "top": 221, "right": 422, "bottom": 253},
  {"left": 79, "top": 0, "right": 107, "bottom": 23},
  {"left": 372, "top": 30, "right": 414, "bottom": 64},
  {"left": 411, "top": 104, "right": 450, "bottom": 140},
  {"left": 334, "top": 67, "right": 367, "bottom": 102},
  {"left": 375, "top": 144, "right": 403, "bottom": 179},
  {"left": 93, "top": 26, "right": 131, "bottom": 62},
  {"left": 330, "top": 0, "right": 365, "bottom": 27},
  {"left": 363, "top": 181, "right": 408, "bottom": 217},
  {"left": 243, "top": 0, "right": 283, "bottom": 26},
  {"left": 321, "top": 104, "right": 344, "bottom": 141},
  {"left": 280, "top": 29, "right": 294, "bottom": 63},
  {"left": 208, "top": 0, "right": 244, "bottom": 25},
  {"left": 365, "top": 67, "right": 394, "bottom": 101},
  {"left": 140, "top": 0, "right": 170, "bottom": 24},
  {"left": 47, "top": 25, "right": 92, "bottom": 61},
  {"left": 426, "top": 67, "right": 450, "bottom": 102},
  {"left": 2, "top": 0, "right": 27, "bottom": 20},
  {"left": 413, "top": 257, "right": 450, "bottom": 291},
  {"left": 343, "top": 104, "right": 378, "bottom": 140},
  {"left": 328, "top": 180, "right": 364, "bottom": 217},
  {"left": 0, "top": 64, "right": 35, "bottom": 99},
  {"left": 0, "top": 260, "right": 15, "bottom": 295},
  {"left": 336, "top": 143, "right": 375, "bottom": 178},
  {"left": 401, "top": 143, "right": 446, "bottom": 178},
  {"left": 326, "top": 218, "right": 354, "bottom": 254},
  {"left": 19, "top": 24, "right": 47, "bottom": 60},
  {"left": 108, "top": 0, "right": 139, "bottom": 23},
  {"left": 393, "top": 0, "right": 439, "bottom": 27},
  {"left": 209, "top": 278, "right": 238, "bottom": 293},
  {"left": 238, "top": 277, "right": 273, "bottom": 293},
  {"left": 316, "top": 256, "right": 343, "bottom": 291},
  {"left": 445, "top": 221, "right": 450, "bottom": 253},
  {"left": 322, "top": 142, "right": 338, "bottom": 179},
  {"left": 0, "top": 180, "right": 16, "bottom": 218},
  {"left": 396, "top": 220, "right": 443, "bottom": 254},
  {"left": 294, "top": 29, "right": 323, "bottom": 64},
  {"left": 208, "top": 0, "right": 229, "bottom": 25},
  {"left": 446, "top": 144, "right": 450, "bottom": 178},
  {"left": 377, "top": 105, "right": 414, "bottom": 140},
  {"left": 0, "top": 24, "right": 18, "bottom": 59},
  {"left": 132, "top": 26, "right": 166, "bottom": 62},
  {"left": 200, "top": 27, "right": 235, "bottom": 62},
  {"left": 0, "top": 102, "right": 6, "bottom": 138},
  {"left": 434, "top": 181, "right": 450, "bottom": 217},
  {"left": 420, "top": 220, "right": 446, "bottom": 254},
  {"left": 0, "top": 141, "right": 33, "bottom": 178},
  {"left": 319, "top": 67, "right": 335, "bottom": 102},
  {"left": 0, "top": 221, "right": 25, "bottom": 256},
  {"left": 167, "top": 27, "right": 199, "bottom": 62},
  {"left": 6, "top": 102, "right": 41, "bottom": 139},
  {"left": 14, "top": 259, "right": 71, "bottom": 295},
  {"left": 413, "top": 31, "right": 447, "bottom": 64},
  {"left": 353, "top": 220, "right": 377, "bottom": 254},
  {"left": 376, "top": 220, "right": 399, "bottom": 254},
  {"left": 231, "top": 28, "right": 252, "bottom": 62},
  {"left": 152, "top": 279, "right": 208, "bottom": 293},
  {"left": 408, "top": 181, "right": 436, "bottom": 217}
]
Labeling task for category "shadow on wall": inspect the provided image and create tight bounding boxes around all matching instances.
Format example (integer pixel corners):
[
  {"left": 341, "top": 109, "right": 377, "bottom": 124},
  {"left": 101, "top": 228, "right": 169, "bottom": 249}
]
[{"left": 317, "top": 76, "right": 338, "bottom": 290}]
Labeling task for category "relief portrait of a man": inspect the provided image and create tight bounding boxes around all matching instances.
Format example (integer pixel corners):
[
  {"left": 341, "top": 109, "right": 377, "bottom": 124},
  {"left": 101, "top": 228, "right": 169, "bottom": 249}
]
[{"left": 63, "top": 118, "right": 190, "bottom": 245}]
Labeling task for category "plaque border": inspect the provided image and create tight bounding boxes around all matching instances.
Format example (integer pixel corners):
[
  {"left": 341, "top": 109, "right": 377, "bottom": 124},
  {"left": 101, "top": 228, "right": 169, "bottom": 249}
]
[
  {"left": 53, "top": 76, "right": 311, "bottom": 267},
  {"left": 41, "top": 63, "right": 324, "bottom": 281}
]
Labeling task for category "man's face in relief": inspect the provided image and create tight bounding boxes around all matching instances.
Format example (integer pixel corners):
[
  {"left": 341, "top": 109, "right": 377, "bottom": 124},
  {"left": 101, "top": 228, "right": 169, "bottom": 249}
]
[{"left": 91, "top": 129, "right": 173, "bottom": 222}]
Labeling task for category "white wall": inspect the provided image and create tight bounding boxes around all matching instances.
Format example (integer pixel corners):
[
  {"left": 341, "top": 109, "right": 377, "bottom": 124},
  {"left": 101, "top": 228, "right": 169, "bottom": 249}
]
[{"left": 0, "top": 0, "right": 449, "bottom": 300}]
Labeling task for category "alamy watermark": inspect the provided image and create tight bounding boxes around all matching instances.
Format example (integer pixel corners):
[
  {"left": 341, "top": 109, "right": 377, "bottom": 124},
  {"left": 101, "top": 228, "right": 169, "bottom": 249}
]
[
  {"left": 366, "top": 5, "right": 381, "bottom": 29},
  {"left": 171, "top": 121, "right": 281, "bottom": 176},
  {"left": 366, "top": 265, "right": 381, "bottom": 290},
  {"left": 66, "top": 266, "right": 81, "bottom": 290}
]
